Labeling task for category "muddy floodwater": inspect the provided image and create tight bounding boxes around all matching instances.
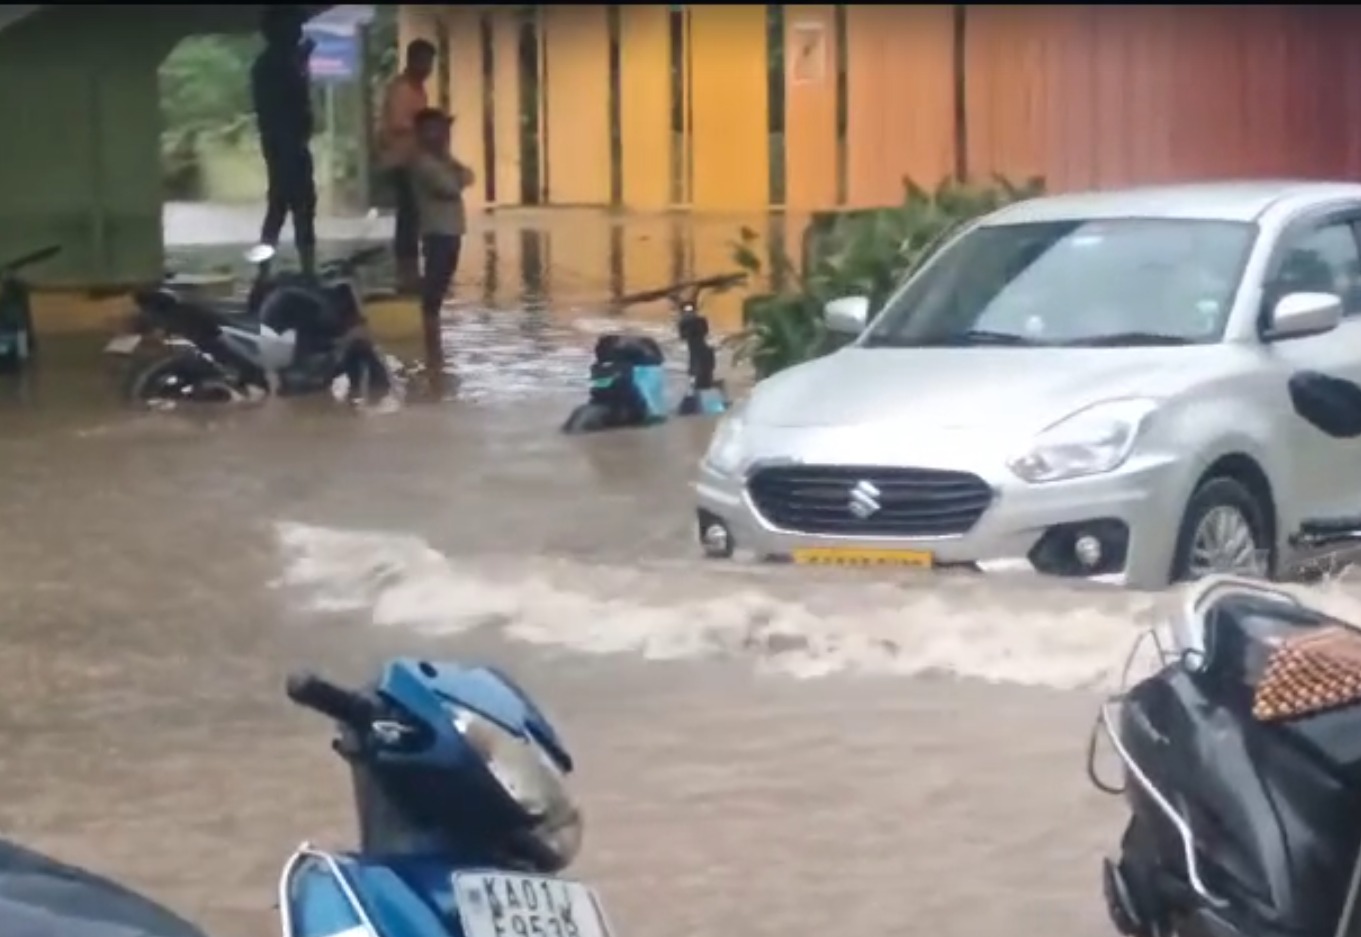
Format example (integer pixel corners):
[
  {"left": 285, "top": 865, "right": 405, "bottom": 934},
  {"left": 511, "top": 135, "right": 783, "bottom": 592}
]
[{"left": 4, "top": 206, "right": 1361, "bottom": 937}]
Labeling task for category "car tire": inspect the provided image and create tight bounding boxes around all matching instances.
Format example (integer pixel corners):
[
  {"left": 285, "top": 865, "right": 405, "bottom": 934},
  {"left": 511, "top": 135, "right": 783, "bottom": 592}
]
[{"left": 1169, "top": 476, "right": 1272, "bottom": 584}]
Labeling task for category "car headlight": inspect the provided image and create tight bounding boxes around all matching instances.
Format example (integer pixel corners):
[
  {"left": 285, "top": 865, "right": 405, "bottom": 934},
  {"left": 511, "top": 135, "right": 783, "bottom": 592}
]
[
  {"left": 703, "top": 406, "right": 747, "bottom": 475},
  {"left": 448, "top": 704, "right": 566, "bottom": 817},
  {"left": 1007, "top": 398, "right": 1159, "bottom": 484}
]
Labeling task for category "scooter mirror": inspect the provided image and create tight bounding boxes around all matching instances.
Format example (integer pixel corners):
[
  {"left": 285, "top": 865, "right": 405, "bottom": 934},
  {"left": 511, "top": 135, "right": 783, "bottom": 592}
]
[{"left": 244, "top": 244, "right": 277, "bottom": 265}]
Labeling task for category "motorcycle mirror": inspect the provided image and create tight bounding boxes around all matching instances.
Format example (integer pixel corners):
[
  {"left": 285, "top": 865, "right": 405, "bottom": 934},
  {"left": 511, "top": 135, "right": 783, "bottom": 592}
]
[{"left": 244, "top": 244, "right": 277, "bottom": 265}]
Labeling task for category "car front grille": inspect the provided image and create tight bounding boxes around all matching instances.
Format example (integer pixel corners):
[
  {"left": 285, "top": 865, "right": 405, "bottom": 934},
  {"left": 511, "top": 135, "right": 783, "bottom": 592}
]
[{"left": 746, "top": 464, "right": 994, "bottom": 537}]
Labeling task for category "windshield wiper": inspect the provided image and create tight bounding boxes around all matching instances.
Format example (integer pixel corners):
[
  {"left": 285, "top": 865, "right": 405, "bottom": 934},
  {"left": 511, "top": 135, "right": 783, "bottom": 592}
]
[
  {"left": 863, "top": 329, "right": 1044, "bottom": 348},
  {"left": 1061, "top": 331, "right": 1196, "bottom": 347}
]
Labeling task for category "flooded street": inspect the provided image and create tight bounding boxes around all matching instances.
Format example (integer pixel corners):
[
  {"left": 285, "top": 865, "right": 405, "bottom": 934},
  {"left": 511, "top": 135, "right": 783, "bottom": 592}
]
[{"left": 3, "top": 206, "right": 1357, "bottom": 937}]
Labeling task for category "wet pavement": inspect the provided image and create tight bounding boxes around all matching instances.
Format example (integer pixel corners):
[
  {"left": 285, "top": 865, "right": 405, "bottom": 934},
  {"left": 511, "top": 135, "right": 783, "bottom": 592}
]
[{"left": 5, "top": 203, "right": 1360, "bottom": 937}]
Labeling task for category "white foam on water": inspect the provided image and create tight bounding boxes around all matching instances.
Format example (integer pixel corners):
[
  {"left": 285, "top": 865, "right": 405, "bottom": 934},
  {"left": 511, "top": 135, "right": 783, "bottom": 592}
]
[{"left": 272, "top": 521, "right": 1361, "bottom": 690}]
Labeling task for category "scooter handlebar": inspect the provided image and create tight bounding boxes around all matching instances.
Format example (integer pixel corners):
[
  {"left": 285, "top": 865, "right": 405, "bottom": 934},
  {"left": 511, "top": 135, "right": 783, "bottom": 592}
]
[{"left": 285, "top": 671, "right": 380, "bottom": 727}]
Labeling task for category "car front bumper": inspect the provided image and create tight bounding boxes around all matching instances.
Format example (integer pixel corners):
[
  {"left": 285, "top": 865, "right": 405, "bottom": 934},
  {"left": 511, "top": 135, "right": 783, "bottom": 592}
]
[{"left": 695, "top": 452, "right": 1190, "bottom": 589}]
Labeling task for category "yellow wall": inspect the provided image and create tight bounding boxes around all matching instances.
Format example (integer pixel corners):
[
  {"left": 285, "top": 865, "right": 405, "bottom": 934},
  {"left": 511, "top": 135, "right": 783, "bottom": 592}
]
[
  {"left": 845, "top": 5, "right": 955, "bottom": 206},
  {"left": 439, "top": 6, "right": 485, "bottom": 213},
  {"left": 784, "top": 5, "right": 839, "bottom": 209},
  {"left": 687, "top": 5, "right": 769, "bottom": 210},
  {"left": 619, "top": 5, "right": 672, "bottom": 210},
  {"left": 490, "top": 8, "right": 523, "bottom": 206},
  {"left": 542, "top": 5, "right": 612, "bottom": 205}
]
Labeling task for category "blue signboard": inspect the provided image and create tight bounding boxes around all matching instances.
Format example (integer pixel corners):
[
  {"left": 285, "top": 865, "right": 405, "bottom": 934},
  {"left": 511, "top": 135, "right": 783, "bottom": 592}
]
[
  {"left": 303, "top": 7, "right": 373, "bottom": 84},
  {"left": 304, "top": 26, "right": 358, "bottom": 83}
]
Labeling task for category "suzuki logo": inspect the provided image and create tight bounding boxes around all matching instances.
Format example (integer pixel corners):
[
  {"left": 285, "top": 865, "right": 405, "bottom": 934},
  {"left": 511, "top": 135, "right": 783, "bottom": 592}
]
[{"left": 848, "top": 480, "right": 882, "bottom": 519}]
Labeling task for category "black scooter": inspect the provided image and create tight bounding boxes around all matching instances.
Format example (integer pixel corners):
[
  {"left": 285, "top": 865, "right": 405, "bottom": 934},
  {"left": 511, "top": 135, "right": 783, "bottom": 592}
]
[
  {"left": 0, "top": 244, "right": 60, "bottom": 374},
  {"left": 561, "top": 272, "right": 741, "bottom": 434},
  {"left": 1093, "top": 367, "right": 1361, "bottom": 937}
]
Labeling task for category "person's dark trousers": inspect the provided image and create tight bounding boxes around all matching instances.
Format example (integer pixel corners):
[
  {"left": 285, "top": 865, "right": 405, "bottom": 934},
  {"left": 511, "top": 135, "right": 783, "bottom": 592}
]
[
  {"left": 260, "top": 144, "right": 318, "bottom": 275},
  {"left": 389, "top": 168, "right": 420, "bottom": 290},
  {"left": 420, "top": 234, "right": 462, "bottom": 321}
]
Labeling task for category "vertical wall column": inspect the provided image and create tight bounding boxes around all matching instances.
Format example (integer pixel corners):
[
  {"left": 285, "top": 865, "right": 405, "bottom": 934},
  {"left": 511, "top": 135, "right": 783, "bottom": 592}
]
[
  {"left": 844, "top": 5, "right": 954, "bottom": 207},
  {"left": 687, "top": 5, "right": 769, "bottom": 210},
  {"left": 541, "top": 4, "right": 612, "bottom": 205},
  {"left": 618, "top": 5, "right": 671, "bottom": 210},
  {"left": 437, "top": 6, "right": 485, "bottom": 213},
  {"left": 783, "top": 4, "right": 838, "bottom": 209},
  {"left": 489, "top": 7, "right": 523, "bottom": 206}
]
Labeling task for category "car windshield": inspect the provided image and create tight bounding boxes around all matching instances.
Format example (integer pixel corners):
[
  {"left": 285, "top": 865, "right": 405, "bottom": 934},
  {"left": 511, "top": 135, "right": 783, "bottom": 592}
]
[{"left": 861, "top": 218, "right": 1257, "bottom": 348}]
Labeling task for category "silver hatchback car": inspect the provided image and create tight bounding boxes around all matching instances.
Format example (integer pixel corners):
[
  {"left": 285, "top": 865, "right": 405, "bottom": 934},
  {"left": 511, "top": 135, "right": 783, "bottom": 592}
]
[{"left": 695, "top": 181, "right": 1361, "bottom": 589}]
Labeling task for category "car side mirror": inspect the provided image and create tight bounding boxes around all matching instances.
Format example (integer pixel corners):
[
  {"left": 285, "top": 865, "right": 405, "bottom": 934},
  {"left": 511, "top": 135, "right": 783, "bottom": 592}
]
[
  {"left": 823, "top": 296, "right": 870, "bottom": 336},
  {"left": 1266, "top": 291, "right": 1343, "bottom": 340}
]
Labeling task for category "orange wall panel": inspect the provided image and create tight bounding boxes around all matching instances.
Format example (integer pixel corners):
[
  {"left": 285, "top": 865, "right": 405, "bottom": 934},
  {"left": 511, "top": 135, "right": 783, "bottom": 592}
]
[
  {"left": 783, "top": 5, "right": 838, "bottom": 210},
  {"left": 845, "top": 5, "right": 955, "bottom": 207},
  {"left": 688, "top": 5, "right": 769, "bottom": 211},
  {"left": 619, "top": 5, "right": 672, "bottom": 210},
  {"left": 439, "top": 6, "right": 485, "bottom": 213},
  {"left": 965, "top": 5, "right": 1361, "bottom": 193},
  {"left": 542, "top": 5, "right": 612, "bottom": 205},
  {"left": 489, "top": 8, "right": 522, "bottom": 205}
]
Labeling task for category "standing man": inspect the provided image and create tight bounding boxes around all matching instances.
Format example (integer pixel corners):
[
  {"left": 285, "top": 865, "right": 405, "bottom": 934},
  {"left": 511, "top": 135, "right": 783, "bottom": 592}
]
[
  {"left": 411, "top": 108, "right": 474, "bottom": 392},
  {"left": 378, "top": 39, "right": 437, "bottom": 294},
  {"left": 252, "top": 5, "right": 317, "bottom": 276}
]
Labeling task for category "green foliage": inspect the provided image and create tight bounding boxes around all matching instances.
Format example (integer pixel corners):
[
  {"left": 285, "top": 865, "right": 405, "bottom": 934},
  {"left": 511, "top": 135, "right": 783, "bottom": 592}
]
[
  {"left": 730, "top": 175, "right": 1046, "bottom": 380},
  {"left": 158, "top": 6, "right": 398, "bottom": 200}
]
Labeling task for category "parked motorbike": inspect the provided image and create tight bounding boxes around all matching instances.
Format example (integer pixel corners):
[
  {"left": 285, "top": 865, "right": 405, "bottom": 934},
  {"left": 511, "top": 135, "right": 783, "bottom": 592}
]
[
  {"left": 561, "top": 272, "right": 740, "bottom": 434},
  {"left": 0, "top": 244, "right": 59, "bottom": 374},
  {"left": 106, "top": 244, "right": 393, "bottom": 406},
  {"left": 280, "top": 661, "right": 612, "bottom": 937}
]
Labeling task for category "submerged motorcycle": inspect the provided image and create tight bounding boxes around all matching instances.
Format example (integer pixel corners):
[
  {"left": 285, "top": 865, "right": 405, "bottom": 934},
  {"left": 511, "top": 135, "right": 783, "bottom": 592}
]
[
  {"left": 280, "top": 660, "right": 613, "bottom": 937},
  {"left": 107, "top": 243, "right": 393, "bottom": 406},
  {"left": 561, "top": 272, "right": 738, "bottom": 434},
  {"left": 1093, "top": 367, "right": 1361, "bottom": 937}
]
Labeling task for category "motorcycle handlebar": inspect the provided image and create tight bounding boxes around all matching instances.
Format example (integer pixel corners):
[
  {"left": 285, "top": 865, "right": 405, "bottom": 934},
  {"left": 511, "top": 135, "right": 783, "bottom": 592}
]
[
  {"left": 285, "top": 671, "right": 381, "bottom": 727},
  {"left": 321, "top": 245, "right": 386, "bottom": 277}
]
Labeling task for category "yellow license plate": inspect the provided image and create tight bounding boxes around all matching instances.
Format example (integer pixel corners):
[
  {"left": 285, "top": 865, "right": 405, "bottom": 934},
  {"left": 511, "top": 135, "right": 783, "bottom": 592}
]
[{"left": 791, "top": 548, "right": 935, "bottom": 568}]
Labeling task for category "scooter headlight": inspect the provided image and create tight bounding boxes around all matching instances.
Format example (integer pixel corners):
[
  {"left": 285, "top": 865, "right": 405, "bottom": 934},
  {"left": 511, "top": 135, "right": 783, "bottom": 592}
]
[
  {"left": 448, "top": 704, "right": 583, "bottom": 868},
  {"left": 448, "top": 706, "right": 566, "bottom": 815}
]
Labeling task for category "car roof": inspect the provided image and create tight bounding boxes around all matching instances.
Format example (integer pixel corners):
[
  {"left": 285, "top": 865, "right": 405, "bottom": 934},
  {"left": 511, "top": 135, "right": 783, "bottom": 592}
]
[{"left": 983, "top": 180, "right": 1361, "bottom": 225}]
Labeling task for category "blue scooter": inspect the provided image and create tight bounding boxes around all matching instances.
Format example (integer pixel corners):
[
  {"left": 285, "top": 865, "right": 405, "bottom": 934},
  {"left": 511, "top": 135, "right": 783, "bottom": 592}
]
[
  {"left": 280, "top": 660, "right": 614, "bottom": 937},
  {"left": 561, "top": 272, "right": 742, "bottom": 434}
]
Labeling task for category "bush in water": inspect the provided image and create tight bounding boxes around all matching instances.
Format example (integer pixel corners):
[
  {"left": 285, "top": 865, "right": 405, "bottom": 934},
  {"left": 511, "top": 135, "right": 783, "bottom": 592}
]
[{"left": 729, "top": 175, "right": 1045, "bottom": 380}]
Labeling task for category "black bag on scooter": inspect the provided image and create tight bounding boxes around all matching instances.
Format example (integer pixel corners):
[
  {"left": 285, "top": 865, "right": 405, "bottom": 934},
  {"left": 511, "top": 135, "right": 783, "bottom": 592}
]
[{"left": 1108, "top": 593, "right": 1361, "bottom": 937}]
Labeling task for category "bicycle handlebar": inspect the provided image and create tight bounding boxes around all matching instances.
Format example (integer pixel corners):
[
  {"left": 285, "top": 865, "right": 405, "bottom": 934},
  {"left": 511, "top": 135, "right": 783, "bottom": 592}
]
[{"left": 615, "top": 272, "right": 747, "bottom": 310}]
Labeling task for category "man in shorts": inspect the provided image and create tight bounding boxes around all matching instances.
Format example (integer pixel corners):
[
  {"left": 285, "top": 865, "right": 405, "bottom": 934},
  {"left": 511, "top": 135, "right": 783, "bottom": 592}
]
[{"left": 378, "top": 39, "right": 437, "bottom": 293}]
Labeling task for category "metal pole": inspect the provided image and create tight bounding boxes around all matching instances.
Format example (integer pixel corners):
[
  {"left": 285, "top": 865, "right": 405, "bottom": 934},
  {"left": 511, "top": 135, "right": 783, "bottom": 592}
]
[
  {"left": 326, "top": 82, "right": 339, "bottom": 215},
  {"left": 355, "top": 24, "right": 373, "bottom": 211}
]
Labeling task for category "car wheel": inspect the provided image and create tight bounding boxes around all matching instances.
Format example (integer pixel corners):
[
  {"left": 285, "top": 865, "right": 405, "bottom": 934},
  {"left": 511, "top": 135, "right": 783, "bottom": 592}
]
[{"left": 1169, "top": 476, "right": 1271, "bottom": 583}]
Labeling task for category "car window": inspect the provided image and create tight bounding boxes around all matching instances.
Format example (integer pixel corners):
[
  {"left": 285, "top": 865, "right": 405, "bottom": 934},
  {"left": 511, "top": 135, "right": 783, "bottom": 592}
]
[
  {"left": 1267, "top": 221, "right": 1361, "bottom": 317},
  {"left": 863, "top": 218, "right": 1256, "bottom": 347}
]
